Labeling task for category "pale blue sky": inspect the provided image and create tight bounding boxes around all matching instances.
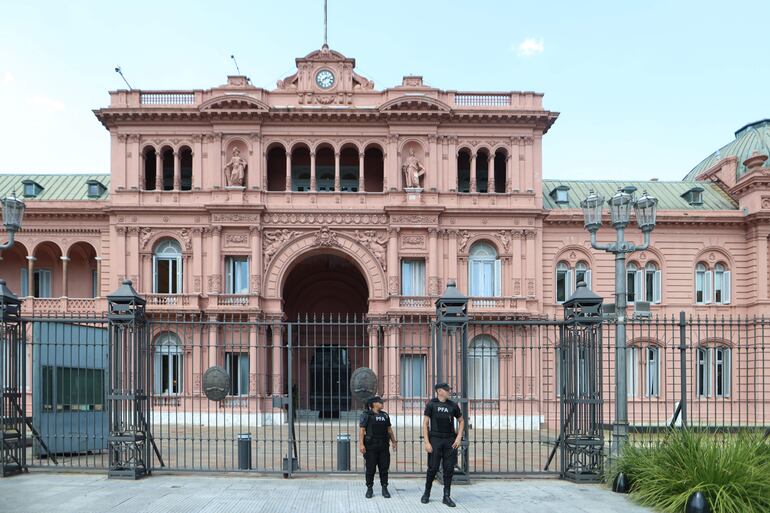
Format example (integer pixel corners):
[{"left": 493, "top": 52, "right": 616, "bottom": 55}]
[{"left": 1, "top": 0, "right": 767, "bottom": 180}]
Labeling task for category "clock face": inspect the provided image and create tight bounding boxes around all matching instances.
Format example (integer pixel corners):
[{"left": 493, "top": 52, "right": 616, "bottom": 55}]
[{"left": 315, "top": 69, "right": 335, "bottom": 89}]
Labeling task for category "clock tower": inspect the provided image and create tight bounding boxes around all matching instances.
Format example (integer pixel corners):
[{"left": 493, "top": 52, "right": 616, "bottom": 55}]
[{"left": 275, "top": 45, "right": 375, "bottom": 105}]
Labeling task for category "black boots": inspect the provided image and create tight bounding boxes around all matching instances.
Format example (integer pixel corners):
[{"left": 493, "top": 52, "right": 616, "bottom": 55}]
[
  {"left": 381, "top": 485, "right": 391, "bottom": 498},
  {"left": 442, "top": 486, "right": 456, "bottom": 508},
  {"left": 365, "top": 486, "right": 373, "bottom": 499},
  {"left": 421, "top": 481, "right": 432, "bottom": 503},
  {"left": 366, "top": 485, "right": 390, "bottom": 499}
]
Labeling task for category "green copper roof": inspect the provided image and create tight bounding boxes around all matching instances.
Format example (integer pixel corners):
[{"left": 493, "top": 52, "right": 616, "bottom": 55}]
[
  {"left": 543, "top": 180, "right": 737, "bottom": 211},
  {"left": 684, "top": 119, "right": 770, "bottom": 180},
  {"left": 0, "top": 174, "right": 110, "bottom": 201}
]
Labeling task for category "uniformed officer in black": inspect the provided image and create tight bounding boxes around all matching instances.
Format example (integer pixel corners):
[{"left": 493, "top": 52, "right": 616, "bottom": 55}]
[
  {"left": 358, "top": 396, "right": 397, "bottom": 499},
  {"left": 421, "top": 383, "right": 464, "bottom": 507}
]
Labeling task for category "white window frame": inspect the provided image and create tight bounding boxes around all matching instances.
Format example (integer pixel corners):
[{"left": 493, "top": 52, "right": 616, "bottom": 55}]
[
  {"left": 697, "top": 347, "right": 710, "bottom": 397},
  {"left": 153, "top": 239, "right": 183, "bottom": 294},
  {"left": 399, "top": 354, "right": 426, "bottom": 398},
  {"left": 695, "top": 263, "right": 707, "bottom": 304},
  {"left": 556, "top": 262, "right": 570, "bottom": 303},
  {"left": 645, "top": 262, "right": 661, "bottom": 304},
  {"left": 714, "top": 347, "right": 731, "bottom": 398},
  {"left": 225, "top": 256, "right": 249, "bottom": 294},
  {"left": 33, "top": 268, "right": 52, "bottom": 298},
  {"left": 154, "top": 333, "right": 183, "bottom": 395},
  {"left": 626, "top": 263, "right": 638, "bottom": 304},
  {"left": 575, "top": 261, "right": 591, "bottom": 290},
  {"left": 468, "top": 336, "right": 499, "bottom": 399},
  {"left": 400, "top": 258, "right": 426, "bottom": 296},
  {"left": 695, "top": 262, "right": 731, "bottom": 305},
  {"left": 627, "top": 346, "right": 639, "bottom": 397},
  {"left": 645, "top": 346, "right": 660, "bottom": 397},
  {"left": 225, "top": 352, "right": 250, "bottom": 396},
  {"left": 469, "top": 242, "right": 501, "bottom": 297}
]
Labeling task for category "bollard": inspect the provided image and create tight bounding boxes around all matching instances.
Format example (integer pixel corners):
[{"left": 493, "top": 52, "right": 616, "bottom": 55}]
[
  {"left": 337, "top": 433, "right": 351, "bottom": 471},
  {"left": 238, "top": 433, "right": 252, "bottom": 470},
  {"left": 686, "top": 492, "right": 710, "bottom": 513}
]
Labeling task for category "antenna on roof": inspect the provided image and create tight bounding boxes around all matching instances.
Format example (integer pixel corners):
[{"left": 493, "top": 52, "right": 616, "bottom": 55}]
[
  {"left": 114, "top": 66, "right": 132, "bottom": 90},
  {"left": 323, "top": 0, "right": 328, "bottom": 48},
  {"left": 230, "top": 54, "right": 242, "bottom": 75}
]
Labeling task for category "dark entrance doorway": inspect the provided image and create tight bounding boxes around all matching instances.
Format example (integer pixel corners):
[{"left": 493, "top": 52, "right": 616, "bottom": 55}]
[{"left": 282, "top": 253, "right": 368, "bottom": 418}]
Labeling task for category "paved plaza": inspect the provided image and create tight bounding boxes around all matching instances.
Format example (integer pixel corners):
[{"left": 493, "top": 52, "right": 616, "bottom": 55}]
[{"left": 0, "top": 472, "right": 652, "bottom": 513}]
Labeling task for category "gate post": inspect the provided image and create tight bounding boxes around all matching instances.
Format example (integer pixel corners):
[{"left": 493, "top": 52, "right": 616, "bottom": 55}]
[
  {"left": 107, "top": 280, "right": 151, "bottom": 479},
  {"left": 434, "top": 280, "right": 470, "bottom": 483},
  {"left": 0, "top": 280, "right": 25, "bottom": 477},
  {"left": 560, "top": 281, "right": 604, "bottom": 482}
]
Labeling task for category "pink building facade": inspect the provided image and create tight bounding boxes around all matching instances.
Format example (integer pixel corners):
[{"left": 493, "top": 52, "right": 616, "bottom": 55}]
[{"left": 2, "top": 47, "right": 770, "bottom": 431}]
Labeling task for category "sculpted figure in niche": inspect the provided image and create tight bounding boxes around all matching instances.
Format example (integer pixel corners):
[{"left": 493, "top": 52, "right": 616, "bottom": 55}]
[
  {"left": 401, "top": 148, "right": 425, "bottom": 189},
  {"left": 224, "top": 147, "right": 247, "bottom": 187},
  {"left": 356, "top": 230, "right": 388, "bottom": 270}
]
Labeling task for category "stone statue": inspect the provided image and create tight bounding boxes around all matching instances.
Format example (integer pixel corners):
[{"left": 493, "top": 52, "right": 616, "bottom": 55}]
[
  {"left": 401, "top": 148, "right": 425, "bottom": 189},
  {"left": 224, "top": 147, "right": 247, "bottom": 187}
]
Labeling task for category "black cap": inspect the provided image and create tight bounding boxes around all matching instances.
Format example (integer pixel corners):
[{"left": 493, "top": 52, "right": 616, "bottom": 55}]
[
  {"left": 366, "top": 396, "right": 383, "bottom": 407},
  {"left": 434, "top": 383, "right": 451, "bottom": 392}
]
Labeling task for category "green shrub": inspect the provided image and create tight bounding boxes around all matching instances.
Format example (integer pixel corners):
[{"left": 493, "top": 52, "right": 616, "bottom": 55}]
[{"left": 608, "top": 430, "right": 770, "bottom": 513}]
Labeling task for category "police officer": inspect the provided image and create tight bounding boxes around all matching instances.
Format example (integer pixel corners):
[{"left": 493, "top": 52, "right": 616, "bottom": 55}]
[
  {"left": 358, "top": 396, "right": 397, "bottom": 499},
  {"left": 421, "top": 383, "right": 464, "bottom": 507}
]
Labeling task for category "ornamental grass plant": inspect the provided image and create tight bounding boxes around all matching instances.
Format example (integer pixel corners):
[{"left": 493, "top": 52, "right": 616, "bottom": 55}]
[{"left": 609, "top": 429, "right": 770, "bottom": 513}]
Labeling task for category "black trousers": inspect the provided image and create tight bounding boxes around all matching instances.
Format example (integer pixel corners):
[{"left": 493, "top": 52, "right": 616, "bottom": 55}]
[
  {"left": 425, "top": 435, "right": 457, "bottom": 487},
  {"left": 363, "top": 441, "right": 390, "bottom": 487}
]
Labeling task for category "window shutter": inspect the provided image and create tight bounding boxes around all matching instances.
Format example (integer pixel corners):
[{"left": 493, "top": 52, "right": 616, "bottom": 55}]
[
  {"left": 493, "top": 259, "right": 502, "bottom": 297},
  {"left": 20, "top": 268, "right": 28, "bottom": 297},
  {"left": 634, "top": 270, "right": 643, "bottom": 304},
  {"left": 704, "top": 271, "right": 713, "bottom": 303},
  {"left": 723, "top": 271, "right": 731, "bottom": 304},
  {"left": 225, "top": 258, "right": 233, "bottom": 294},
  {"left": 653, "top": 270, "right": 662, "bottom": 304},
  {"left": 566, "top": 270, "right": 574, "bottom": 299},
  {"left": 178, "top": 257, "right": 183, "bottom": 294},
  {"left": 239, "top": 354, "right": 249, "bottom": 395},
  {"left": 584, "top": 269, "right": 592, "bottom": 289},
  {"left": 724, "top": 348, "right": 731, "bottom": 397},
  {"left": 152, "top": 256, "right": 158, "bottom": 293}
]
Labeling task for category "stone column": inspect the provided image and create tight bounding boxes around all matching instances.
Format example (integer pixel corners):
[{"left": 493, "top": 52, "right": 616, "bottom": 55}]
[
  {"left": 387, "top": 228, "right": 399, "bottom": 296},
  {"left": 284, "top": 152, "right": 292, "bottom": 192},
  {"left": 448, "top": 230, "right": 458, "bottom": 286},
  {"left": 248, "top": 315, "right": 259, "bottom": 398},
  {"left": 25, "top": 256, "right": 35, "bottom": 296},
  {"left": 60, "top": 256, "right": 69, "bottom": 297},
  {"left": 428, "top": 228, "right": 438, "bottom": 295},
  {"left": 210, "top": 226, "right": 222, "bottom": 294},
  {"left": 334, "top": 151, "right": 341, "bottom": 192},
  {"left": 384, "top": 321, "right": 400, "bottom": 400},
  {"left": 155, "top": 150, "right": 163, "bottom": 190},
  {"left": 512, "top": 231, "right": 523, "bottom": 296},
  {"left": 358, "top": 151, "right": 365, "bottom": 192},
  {"left": 271, "top": 321, "right": 283, "bottom": 395},
  {"left": 368, "top": 323, "right": 380, "bottom": 380},
  {"left": 506, "top": 154, "right": 513, "bottom": 193},
  {"left": 488, "top": 153, "right": 496, "bottom": 193},
  {"left": 207, "top": 314, "right": 218, "bottom": 368},
  {"left": 173, "top": 151, "right": 181, "bottom": 190},
  {"left": 511, "top": 139, "right": 521, "bottom": 193},
  {"left": 448, "top": 137, "right": 458, "bottom": 192},
  {"left": 250, "top": 226, "right": 261, "bottom": 295},
  {"left": 256, "top": 324, "right": 269, "bottom": 397},
  {"left": 470, "top": 153, "right": 477, "bottom": 193},
  {"left": 94, "top": 256, "right": 102, "bottom": 297},
  {"left": 310, "top": 151, "right": 317, "bottom": 192}
]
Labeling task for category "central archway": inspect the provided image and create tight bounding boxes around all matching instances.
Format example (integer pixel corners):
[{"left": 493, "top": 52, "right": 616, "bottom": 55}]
[{"left": 283, "top": 252, "right": 370, "bottom": 418}]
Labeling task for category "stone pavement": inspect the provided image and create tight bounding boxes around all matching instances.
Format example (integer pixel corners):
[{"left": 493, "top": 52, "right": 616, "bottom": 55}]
[{"left": 0, "top": 472, "right": 653, "bottom": 513}]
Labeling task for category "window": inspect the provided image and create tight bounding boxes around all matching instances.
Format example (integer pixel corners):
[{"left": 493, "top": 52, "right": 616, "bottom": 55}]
[
  {"left": 22, "top": 180, "right": 43, "bottom": 198},
  {"left": 401, "top": 259, "right": 425, "bottom": 296},
  {"left": 225, "top": 257, "right": 249, "bottom": 294},
  {"left": 556, "top": 260, "right": 591, "bottom": 303},
  {"left": 695, "top": 262, "right": 730, "bottom": 305},
  {"left": 682, "top": 187, "right": 704, "bottom": 206},
  {"left": 646, "top": 347, "right": 659, "bottom": 397},
  {"left": 33, "top": 268, "right": 52, "bottom": 298},
  {"left": 42, "top": 366, "right": 105, "bottom": 412},
  {"left": 627, "top": 263, "right": 639, "bottom": 303},
  {"left": 550, "top": 186, "right": 570, "bottom": 204},
  {"left": 86, "top": 181, "right": 106, "bottom": 198},
  {"left": 468, "top": 336, "right": 499, "bottom": 399},
  {"left": 697, "top": 346, "right": 731, "bottom": 397},
  {"left": 627, "top": 346, "right": 639, "bottom": 397},
  {"left": 400, "top": 354, "right": 426, "bottom": 397},
  {"left": 645, "top": 263, "right": 661, "bottom": 304},
  {"left": 91, "top": 269, "right": 98, "bottom": 298},
  {"left": 225, "top": 352, "right": 249, "bottom": 396},
  {"left": 154, "top": 333, "right": 183, "bottom": 395},
  {"left": 153, "top": 239, "right": 182, "bottom": 294},
  {"left": 20, "top": 268, "right": 29, "bottom": 297},
  {"left": 469, "top": 242, "right": 501, "bottom": 297}
]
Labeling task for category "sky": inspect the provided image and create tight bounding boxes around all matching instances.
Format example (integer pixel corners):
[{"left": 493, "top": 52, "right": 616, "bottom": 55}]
[{"left": 1, "top": 0, "right": 768, "bottom": 181}]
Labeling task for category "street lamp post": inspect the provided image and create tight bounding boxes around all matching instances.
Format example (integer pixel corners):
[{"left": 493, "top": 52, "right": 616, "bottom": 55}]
[
  {"left": 1, "top": 192, "right": 26, "bottom": 250},
  {"left": 580, "top": 188, "right": 658, "bottom": 457}
]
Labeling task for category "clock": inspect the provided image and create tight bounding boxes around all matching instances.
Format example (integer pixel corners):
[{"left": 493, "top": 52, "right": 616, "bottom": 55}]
[{"left": 315, "top": 69, "right": 335, "bottom": 89}]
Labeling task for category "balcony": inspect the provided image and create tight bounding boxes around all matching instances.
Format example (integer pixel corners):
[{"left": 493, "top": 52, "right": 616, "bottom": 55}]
[
  {"left": 210, "top": 294, "right": 260, "bottom": 311},
  {"left": 20, "top": 297, "right": 106, "bottom": 316},
  {"left": 393, "top": 296, "right": 536, "bottom": 315},
  {"left": 145, "top": 293, "right": 201, "bottom": 311}
]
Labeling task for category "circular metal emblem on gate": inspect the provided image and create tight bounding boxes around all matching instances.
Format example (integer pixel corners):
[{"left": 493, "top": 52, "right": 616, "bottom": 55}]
[
  {"left": 350, "top": 367, "right": 378, "bottom": 403},
  {"left": 202, "top": 366, "right": 230, "bottom": 401}
]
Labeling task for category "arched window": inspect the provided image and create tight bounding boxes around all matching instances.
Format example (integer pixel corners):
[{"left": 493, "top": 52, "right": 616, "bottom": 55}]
[
  {"left": 161, "top": 147, "right": 174, "bottom": 190},
  {"left": 626, "top": 262, "right": 639, "bottom": 303},
  {"left": 556, "top": 261, "right": 570, "bottom": 303},
  {"left": 266, "top": 145, "right": 287, "bottom": 191},
  {"left": 469, "top": 336, "right": 499, "bottom": 399},
  {"left": 154, "top": 332, "right": 183, "bottom": 394},
  {"left": 143, "top": 147, "right": 157, "bottom": 190},
  {"left": 457, "top": 149, "right": 471, "bottom": 193},
  {"left": 575, "top": 261, "right": 591, "bottom": 288},
  {"left": 695, "top": 261, "right": 730, "bottom": 305},
  {"left": 697, "top": 345, "right": 731, "bottom": 397},
  {"left": 468, "top": 242, "right": 501, "bottom": 297},
  {"left": 645, "top": 262, "right": 661, "bottom": 304},
  {"left": 179, "top": 146, "right": 193, "bottom": 191},
  {"left": 627, "top": 343, "right": 661, "bottom": 398},
  {"left": 153, "top": 239, "right": 182, "bottom": 294},
  {"left": 363, "top": 146, "right": 384, "bottom": 192}
]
